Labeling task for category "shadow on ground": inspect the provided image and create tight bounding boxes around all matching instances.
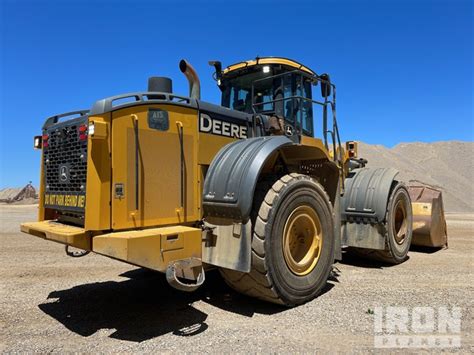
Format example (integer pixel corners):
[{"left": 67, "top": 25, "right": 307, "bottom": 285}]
[
  {"left": 409, "top": 245, "right": 445, "bottom": 254},
  {"left": 339, "top": 244, "right": 445, "bottom": 269},
  {"left": 337, "top": 250, "right": 392, "bottom": 269},
  {"left": 39, "top": 268, "right": 333, "bottom": 342}
]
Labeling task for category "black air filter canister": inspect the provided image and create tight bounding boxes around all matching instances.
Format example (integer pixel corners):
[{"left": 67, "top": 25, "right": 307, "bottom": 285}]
[{"left": 148, "top": 77, "right": 173, "bottom": 93}]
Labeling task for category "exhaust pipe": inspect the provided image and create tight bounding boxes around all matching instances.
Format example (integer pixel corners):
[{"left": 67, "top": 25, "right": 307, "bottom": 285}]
[{"left": 179, "top": 59, "right": 201, "bottom": 100}]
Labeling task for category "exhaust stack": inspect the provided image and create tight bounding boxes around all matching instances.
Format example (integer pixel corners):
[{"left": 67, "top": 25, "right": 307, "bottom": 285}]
[{"left": 179, "top": 59, "right": 201, "bottom": 100}]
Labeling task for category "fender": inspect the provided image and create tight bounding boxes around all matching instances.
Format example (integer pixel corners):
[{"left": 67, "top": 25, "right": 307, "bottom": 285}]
[
  {"left": 203, "top": 136, "right": 293, "bottom": 221},
  {"left": 202, "top": 136, "right": 340, "bottom": 271},
  {"left": 341, "top": 167, "right": 400, "bottom": 250},
  {"left": 342, "top": 167, "right": 399, "bottom": 223}
]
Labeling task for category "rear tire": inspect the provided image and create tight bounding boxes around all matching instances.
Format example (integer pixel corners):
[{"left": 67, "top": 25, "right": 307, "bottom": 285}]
[{"left": 219, "top": 173, "right": 335, "bottom": 306}]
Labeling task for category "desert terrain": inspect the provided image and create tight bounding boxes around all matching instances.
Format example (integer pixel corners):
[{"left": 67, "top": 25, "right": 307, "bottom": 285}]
[
  {"left": 0, "top": 141, "right": 473, "bottom": 352},
  {"left": 0, "top": 206, "right": 472, "bottom": 353}
]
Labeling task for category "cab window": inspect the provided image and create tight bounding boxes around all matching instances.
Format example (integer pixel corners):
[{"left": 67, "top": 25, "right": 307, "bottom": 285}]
[{"left": 221, "top": 68, "right": 314, "bottom": 137}]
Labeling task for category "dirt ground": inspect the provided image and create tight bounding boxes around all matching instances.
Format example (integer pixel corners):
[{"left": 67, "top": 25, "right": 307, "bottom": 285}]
[{"left": 0, "top": 205, "right": 472, "bottom": 353}]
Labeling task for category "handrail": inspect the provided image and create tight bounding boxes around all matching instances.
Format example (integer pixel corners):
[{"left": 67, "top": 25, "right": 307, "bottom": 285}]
[
  {"left": 252, "top": 94, "right": 326, "bottom": 108},
  {"left": 43, "top": 110, "right": 89, "bottom": 129},
  {"left": 249, "top": 69, "right": 343, "bottom": 176},
  {"left": 89, "top": 91, "right": 193, "bottom": 116}
]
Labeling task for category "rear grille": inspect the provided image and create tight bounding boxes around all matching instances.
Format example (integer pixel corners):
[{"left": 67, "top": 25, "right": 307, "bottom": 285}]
[{"left": 43, "top": 117, "right": 88, "bottom": 224}]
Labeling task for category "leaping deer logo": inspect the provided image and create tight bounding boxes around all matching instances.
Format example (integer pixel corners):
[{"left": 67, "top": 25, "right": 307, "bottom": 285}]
[{"left": 59, "top": 166, "right": 68, "bottom": 182}]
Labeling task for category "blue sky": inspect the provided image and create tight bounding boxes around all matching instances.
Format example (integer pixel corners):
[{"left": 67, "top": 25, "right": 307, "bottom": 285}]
[{"left": 0, "top": 0, "right": 472, "bottom": 188}]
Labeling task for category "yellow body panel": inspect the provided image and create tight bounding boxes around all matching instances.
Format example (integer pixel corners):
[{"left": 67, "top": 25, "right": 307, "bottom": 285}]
[
  {"left": 21, "top": 220, "right": 90, "bottom": 250},
  {"left": 90, "top": 120, "right": 108, "bottom": 139},
  {"left": 38, "top": 154, "right": 46, "bottom": 221},
  {"left": 92, "top": 225, "right": 201, "bottom": 271},
  {"left": 85, "top": 114, "right": 112, "bottom": 230},
  {"left": 198, "top": 132, "right": 235, "bottom": 165},
  {"left": 300, "top": 136, "right": 328, "bottom": 152},
  {"left": 223, "top": 57, "right": 315, "bottom": 75},
  {"left": 111, "top": 105, "right": 200, "bottom": 230}
]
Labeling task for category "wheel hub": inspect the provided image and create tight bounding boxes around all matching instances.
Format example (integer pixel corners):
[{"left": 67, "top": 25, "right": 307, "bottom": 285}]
[
  {"left": 393, "top": 199, "right": 408, "bottom": 245},
  {"left": 282, "top": 205, "right": 322, "bottom": 276}
]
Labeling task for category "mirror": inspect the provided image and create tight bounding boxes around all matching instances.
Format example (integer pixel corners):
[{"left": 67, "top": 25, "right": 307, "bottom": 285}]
[{"left": 320, "top": 73, "right": 331, "bottom": 97}]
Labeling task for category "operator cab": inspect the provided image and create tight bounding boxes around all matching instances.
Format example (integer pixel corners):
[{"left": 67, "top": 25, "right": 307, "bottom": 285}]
[{"left": 213, "top": 57, "right": 324, "bottom": 138}]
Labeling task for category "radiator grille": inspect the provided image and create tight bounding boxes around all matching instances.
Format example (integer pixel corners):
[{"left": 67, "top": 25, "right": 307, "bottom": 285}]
[{"left": 43, "top": 117, "right": 88, "bottom": 223}]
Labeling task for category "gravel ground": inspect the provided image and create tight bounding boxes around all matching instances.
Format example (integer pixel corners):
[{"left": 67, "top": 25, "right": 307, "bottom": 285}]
[{"left": 0, "top": 205, "right": 472, "bottom": 353}]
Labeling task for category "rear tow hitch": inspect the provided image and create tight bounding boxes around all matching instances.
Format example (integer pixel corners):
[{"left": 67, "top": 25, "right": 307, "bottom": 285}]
[
  {"left": 166, "top": 257, "right": 205, "bottom": 292},
  {"left": 65, "top": 245, "right": 90, "bottom": 257}
]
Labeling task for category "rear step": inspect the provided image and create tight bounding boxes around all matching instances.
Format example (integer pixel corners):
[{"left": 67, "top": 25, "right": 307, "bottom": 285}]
[
  {"left": 92, "top": 225, "right": 202, "bottom": 273},
  {"left": 20, "top": 220, "right": 90, "bottom": 250}
]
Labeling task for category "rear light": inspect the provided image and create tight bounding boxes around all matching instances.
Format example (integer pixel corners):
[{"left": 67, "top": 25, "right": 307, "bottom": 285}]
[
  {"left": 33, "top": 136, "right": 42, "bottom": 149},
  {"left": 79, "top": 124, "right": 88, "bottom": 141},
  {"left": 88, "top": 122, "right": 95, "bottom": 136},
  {"left": 42, "top": 134, "right": 49, "bottom": 148}
]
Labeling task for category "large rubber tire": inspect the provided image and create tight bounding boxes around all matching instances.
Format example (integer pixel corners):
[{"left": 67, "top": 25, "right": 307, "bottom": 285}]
[
  {"left": 350, "top": 182, "right": 413, "bottom": 264},
  {"left": 219, "top": 173, "right": 335, "bottom": 306}
]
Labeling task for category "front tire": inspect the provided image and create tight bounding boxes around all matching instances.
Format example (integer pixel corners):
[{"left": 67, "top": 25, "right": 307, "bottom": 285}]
[
  {"left": 220, "top": 173, "right": 335, "bottom": 306},
  {"left": 375, "top": 182, "right": 413, "bottom": 263},
  {"left": 349, "top": 182, "right": 413, "bottom": 264}
]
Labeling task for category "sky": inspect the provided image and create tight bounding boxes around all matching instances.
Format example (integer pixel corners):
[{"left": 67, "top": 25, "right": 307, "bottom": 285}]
[{"left": 0, "top": 0, "right": 472, "bottom": 188}]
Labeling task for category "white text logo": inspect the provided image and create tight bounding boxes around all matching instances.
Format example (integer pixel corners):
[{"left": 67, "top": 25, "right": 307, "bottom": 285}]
[{"left": 199, "top": 113, "right": 247, "bottom": 139}]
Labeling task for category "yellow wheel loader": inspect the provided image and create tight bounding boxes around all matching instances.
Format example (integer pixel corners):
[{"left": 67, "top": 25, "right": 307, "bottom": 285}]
[{"left": 22, "top": 57, "right": 447, "bottom": 306}]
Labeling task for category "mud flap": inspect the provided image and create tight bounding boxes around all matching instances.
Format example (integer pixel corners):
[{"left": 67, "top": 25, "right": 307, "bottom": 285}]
[{"left": 201, "top": 219, "right": 252, "bottom": 273}]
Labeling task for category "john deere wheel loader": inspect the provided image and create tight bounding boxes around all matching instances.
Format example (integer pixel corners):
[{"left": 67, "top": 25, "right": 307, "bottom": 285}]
[{"left": 22, "top": 57, "right": 447, "bottom": 306}]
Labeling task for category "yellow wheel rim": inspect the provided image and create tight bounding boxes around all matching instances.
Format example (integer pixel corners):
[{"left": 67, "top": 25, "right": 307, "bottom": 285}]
[
  {"left": 282, "top": 205, "right": 322, "bottom": 276},
  {"left": 393, "top": 199, "right": 408, "bottom": 245}
]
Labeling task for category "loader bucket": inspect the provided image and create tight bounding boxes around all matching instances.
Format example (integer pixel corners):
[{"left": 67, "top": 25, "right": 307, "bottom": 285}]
[{"left": 408, "top": 184, "right": 448, "bottom": 247}]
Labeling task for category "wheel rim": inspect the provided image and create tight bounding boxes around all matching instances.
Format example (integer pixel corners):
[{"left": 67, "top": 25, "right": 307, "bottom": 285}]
[
  {"left": 393, "top": 199, "right": 408, "bottom": 245},
  {"left": 282, "top": 205, "right": 322, "bottom": 276}
]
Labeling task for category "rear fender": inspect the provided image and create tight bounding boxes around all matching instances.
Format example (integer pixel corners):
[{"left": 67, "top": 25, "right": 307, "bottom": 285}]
[
  {"left": 202, "top": 136, "right": 341, "bottom": 270},
  {"left": 202, "top": 136, "right": 293, "bottom": 221}
]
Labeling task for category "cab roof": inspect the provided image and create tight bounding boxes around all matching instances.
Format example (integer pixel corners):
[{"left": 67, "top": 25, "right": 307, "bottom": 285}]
[{"left": 222, "top": 57, "right": 316, "bottom": 76}]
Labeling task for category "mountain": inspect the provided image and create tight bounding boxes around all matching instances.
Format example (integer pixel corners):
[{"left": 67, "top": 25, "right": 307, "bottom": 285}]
[{"left": 357, "top": 141, "right": 473, "bottom": 212}]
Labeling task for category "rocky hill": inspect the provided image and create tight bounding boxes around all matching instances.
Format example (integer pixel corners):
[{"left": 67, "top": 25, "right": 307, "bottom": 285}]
[
  {"left": 358, "top": 141, "right": 473, "bottom": 212},
  {"left": 0, "top": 184, "right": 38, "bottom": 205}
]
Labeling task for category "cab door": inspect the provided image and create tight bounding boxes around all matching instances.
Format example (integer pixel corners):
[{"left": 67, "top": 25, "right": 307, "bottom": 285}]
[{"left": 111, "top": 104, "right": 199, "bottom": 230}]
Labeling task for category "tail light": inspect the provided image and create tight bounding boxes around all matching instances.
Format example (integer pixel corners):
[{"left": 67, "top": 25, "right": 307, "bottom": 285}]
[
  {"left": 42, "top": 134, "right": 49, "bottom": 148},
  {"left": 79, "top": 124, "right": 88, "bottom": 141}
]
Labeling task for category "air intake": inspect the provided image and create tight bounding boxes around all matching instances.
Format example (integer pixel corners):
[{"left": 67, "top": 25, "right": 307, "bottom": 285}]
[{"left": 147, "top": 77, "right": 173, "bottom": 94}]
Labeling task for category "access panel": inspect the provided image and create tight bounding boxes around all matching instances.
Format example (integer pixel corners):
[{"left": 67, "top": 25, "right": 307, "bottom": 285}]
[{"left": 111, "top": 104, "right": 199, "bottom": 230}]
